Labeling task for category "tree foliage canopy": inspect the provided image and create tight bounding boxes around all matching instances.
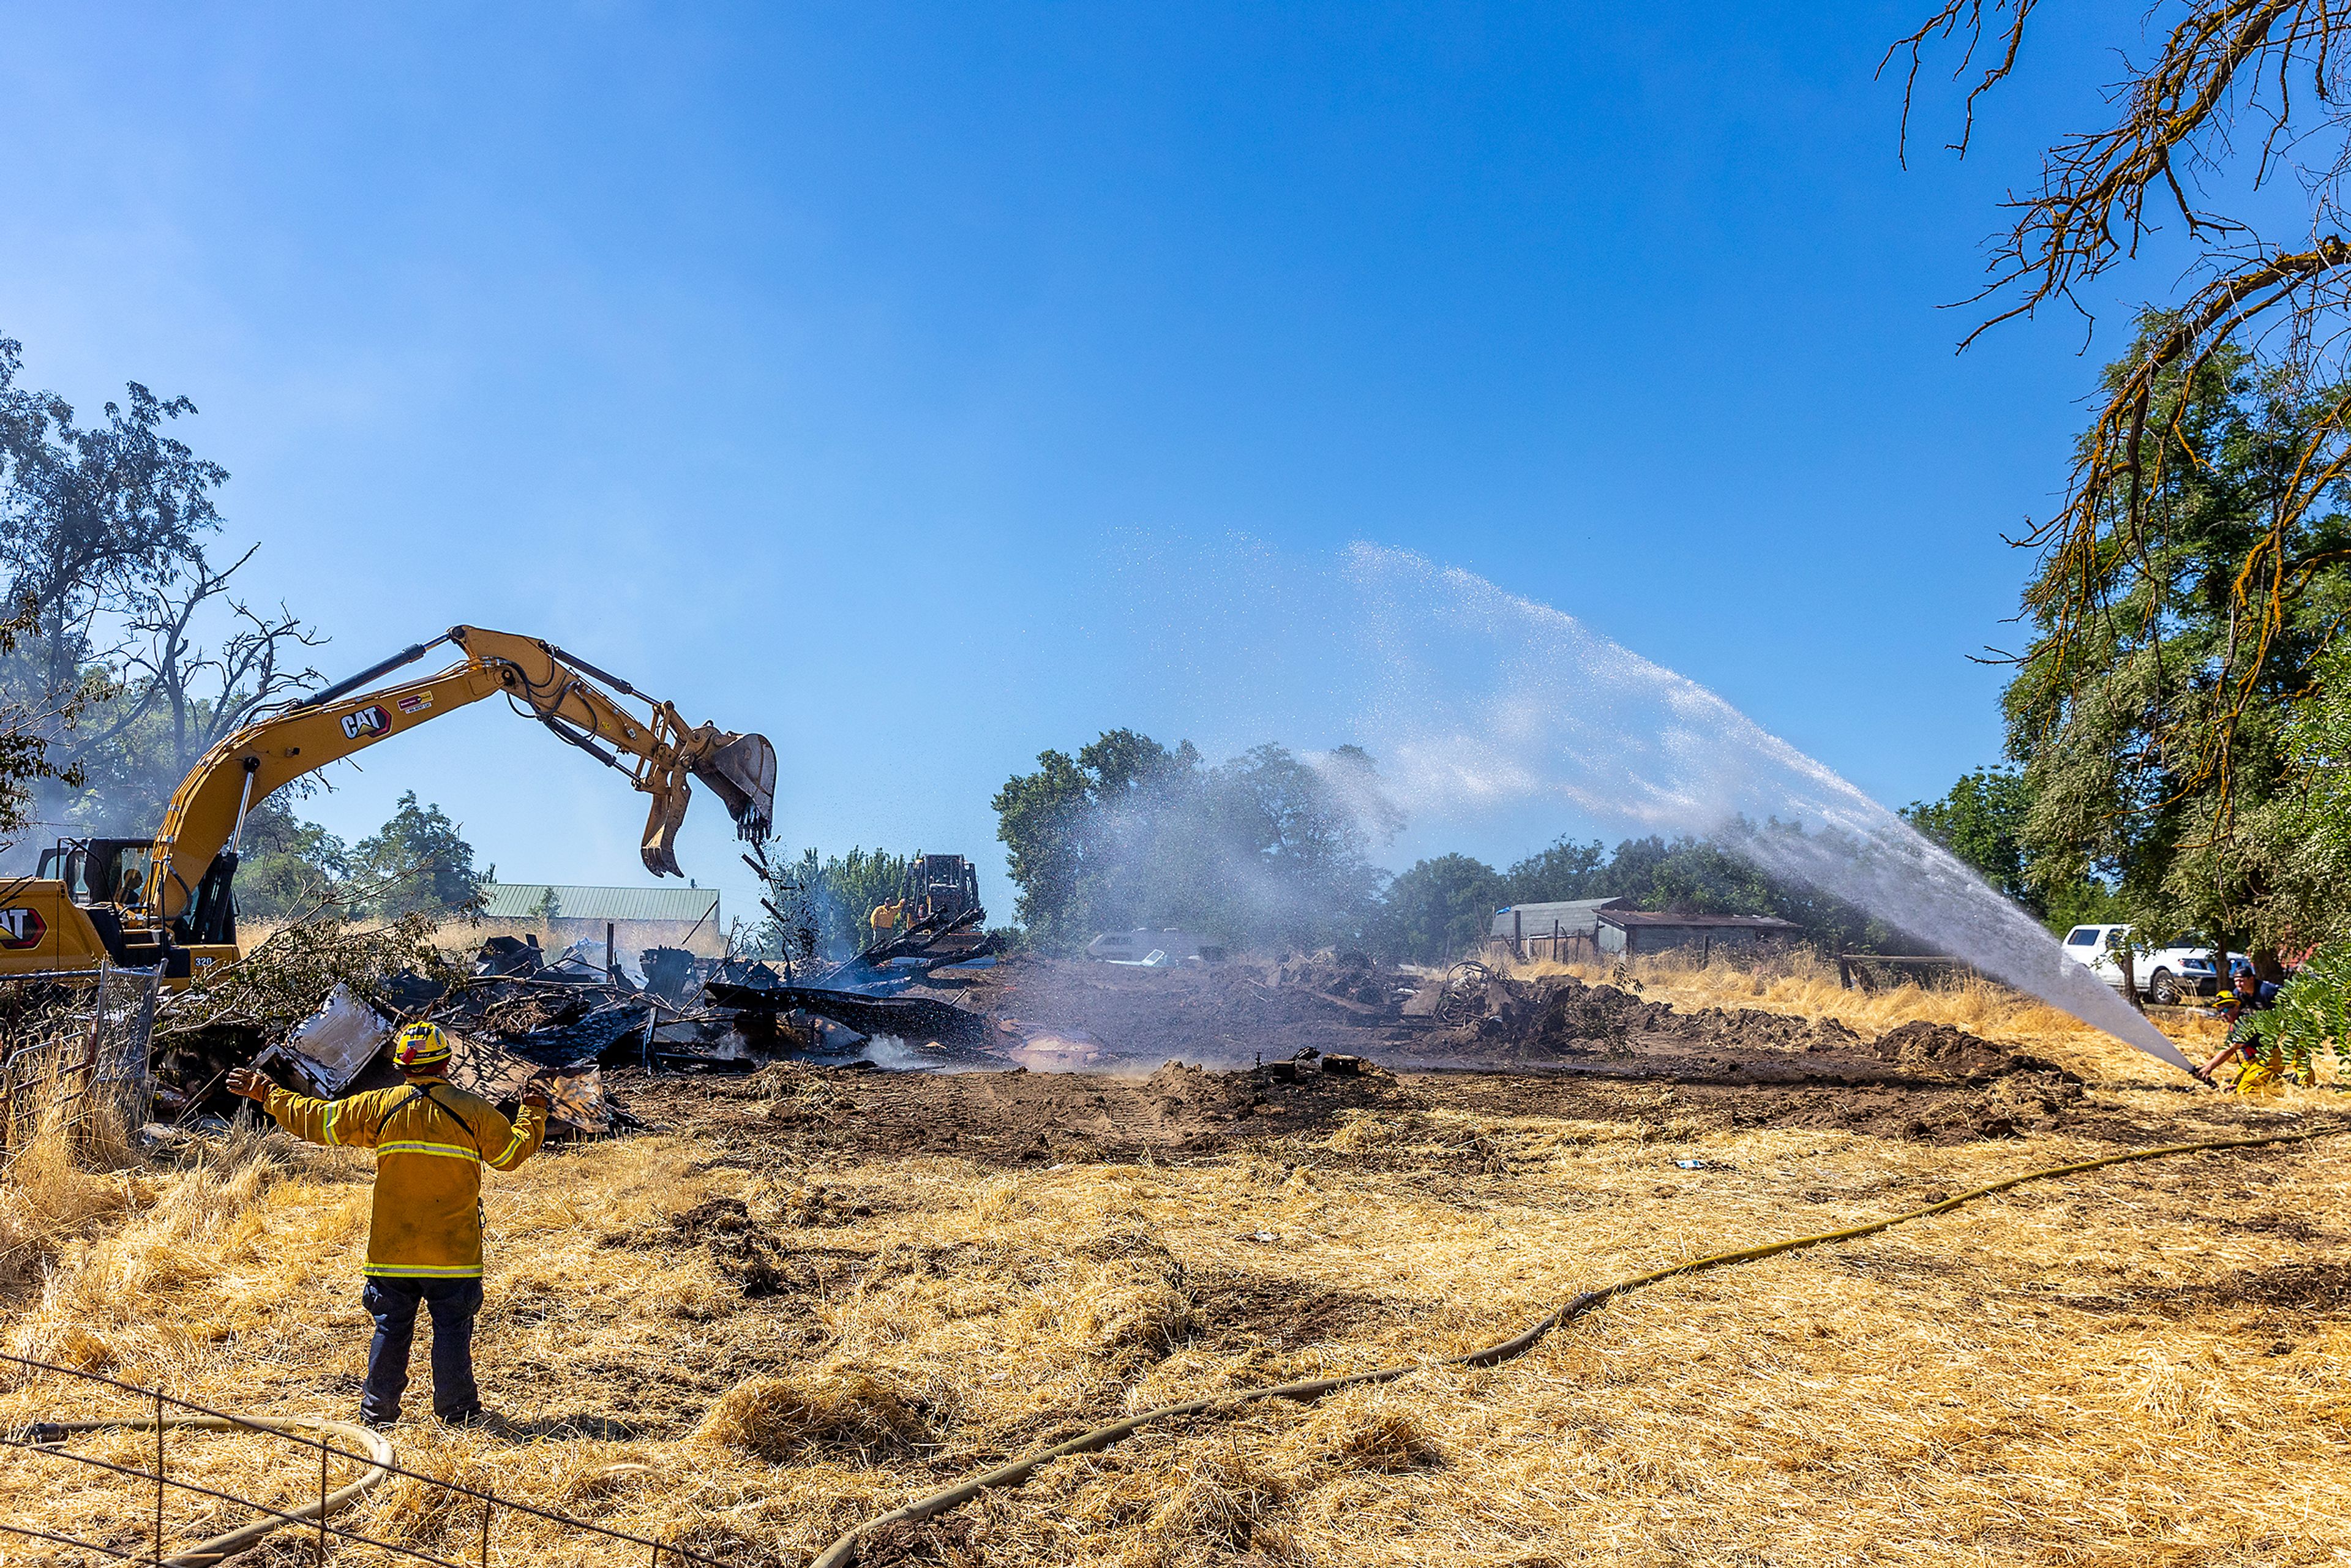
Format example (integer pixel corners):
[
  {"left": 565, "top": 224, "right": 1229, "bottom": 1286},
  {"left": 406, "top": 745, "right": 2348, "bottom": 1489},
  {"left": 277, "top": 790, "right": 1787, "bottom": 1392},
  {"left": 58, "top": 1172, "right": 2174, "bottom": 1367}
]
[
  {"left": 994, "top": 730, "right": 1398, "bottom": 953},
  {"left": 1997, "top": 333, "right": 2351, "bottom": 951},
  {"left": 753, "top": 846, "right": 913, "bottom": 963},
  {"left": 351, "top": 792, "right": 484, "bottom": 921},
  {"left": 0, "top": 330, "right": 323, "bottom": 853}
]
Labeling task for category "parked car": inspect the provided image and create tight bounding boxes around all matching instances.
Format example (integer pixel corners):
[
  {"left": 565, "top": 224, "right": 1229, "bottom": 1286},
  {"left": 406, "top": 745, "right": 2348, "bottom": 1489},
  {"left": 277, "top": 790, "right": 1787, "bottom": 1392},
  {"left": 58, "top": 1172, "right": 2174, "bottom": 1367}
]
[{"left": 2059, "top": 923, "right": 2237, "bottom": 1003}]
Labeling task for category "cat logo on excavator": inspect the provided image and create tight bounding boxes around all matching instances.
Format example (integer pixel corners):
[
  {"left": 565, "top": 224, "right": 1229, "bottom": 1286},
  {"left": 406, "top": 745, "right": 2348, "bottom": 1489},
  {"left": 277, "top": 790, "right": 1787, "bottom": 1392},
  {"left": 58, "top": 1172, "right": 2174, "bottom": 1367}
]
[
  {"left": 339, "top": 704, "right": 392, "bottom": 741},
  {"left": 0, "top": 907, "right": 45, "bottom": 949}
]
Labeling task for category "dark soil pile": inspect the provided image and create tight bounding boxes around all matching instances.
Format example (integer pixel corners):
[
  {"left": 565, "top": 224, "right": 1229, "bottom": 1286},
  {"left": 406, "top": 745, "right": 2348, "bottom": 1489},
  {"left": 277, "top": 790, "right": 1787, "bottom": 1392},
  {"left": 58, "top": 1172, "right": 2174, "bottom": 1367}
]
[
  {"left": 913, "top": 957, "right": 2073, "bottom": 1094},
  {"left": 1860, "top": 1020, "right": 2064, "bottom": 1084},
  {"left": 910, "top": 955, "right": 1411, "bottom": 1065},
  {"left": 1403, "top": 975, "right": 2053, "bottom": 1087},
  {"left": 636, "top": 1046, "right": 2194, "bottom": 1166},
  {"left": 643, "top": 1054, "right": 1412, "bottom": 1163}
]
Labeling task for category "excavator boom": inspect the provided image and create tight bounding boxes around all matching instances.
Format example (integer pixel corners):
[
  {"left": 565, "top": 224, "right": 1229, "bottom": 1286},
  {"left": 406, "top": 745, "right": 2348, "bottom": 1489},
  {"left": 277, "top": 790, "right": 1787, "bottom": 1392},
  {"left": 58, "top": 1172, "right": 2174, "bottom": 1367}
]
[{"left": 117, "top": 625, "right": 773, "bottom": 933}]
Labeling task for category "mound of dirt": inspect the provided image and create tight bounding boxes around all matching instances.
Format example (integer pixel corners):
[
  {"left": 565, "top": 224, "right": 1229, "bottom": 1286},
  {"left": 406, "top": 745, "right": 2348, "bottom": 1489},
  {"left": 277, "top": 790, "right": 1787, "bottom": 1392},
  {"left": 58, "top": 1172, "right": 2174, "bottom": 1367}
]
[
  {"left": 906, "top": 956, "right": 2075, "bottom": 1100},
  {"left": 1674, "top": 1006, "right": 1866, "bottom": 1056},
  {"left": 1412, "top": 975, "right": 1875, "bottom": 1071},
  {"left": 1862, "top": 1020, "right": 2068, "bottom": 1084},
  {"left": 910, "top": 955, "right": 1410, "bottom": 1064}
]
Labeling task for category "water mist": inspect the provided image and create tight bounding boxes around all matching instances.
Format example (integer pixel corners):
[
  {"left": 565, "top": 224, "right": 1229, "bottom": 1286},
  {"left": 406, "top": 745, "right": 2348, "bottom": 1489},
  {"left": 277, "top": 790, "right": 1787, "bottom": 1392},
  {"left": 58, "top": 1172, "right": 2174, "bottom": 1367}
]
[{"left": 1337, "top": 546, "right": 2194, "bottom": 1072}]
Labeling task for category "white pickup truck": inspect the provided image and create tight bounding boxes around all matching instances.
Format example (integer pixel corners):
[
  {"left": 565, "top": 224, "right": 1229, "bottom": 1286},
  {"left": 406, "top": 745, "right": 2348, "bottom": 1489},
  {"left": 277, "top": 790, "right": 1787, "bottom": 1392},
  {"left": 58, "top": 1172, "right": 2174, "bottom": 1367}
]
[{"left": 2059, "top": 923, "right": 2237, "bottom": 1005}]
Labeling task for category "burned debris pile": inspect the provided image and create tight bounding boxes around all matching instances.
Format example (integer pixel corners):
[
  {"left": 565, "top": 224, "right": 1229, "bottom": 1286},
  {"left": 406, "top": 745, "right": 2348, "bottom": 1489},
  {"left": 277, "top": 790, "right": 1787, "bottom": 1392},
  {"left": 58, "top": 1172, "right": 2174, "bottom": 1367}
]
[
  {"left": 148, "top": 913, "right": 1007, "bottom": 1133},
  {"left": 141, "top": 911, "right": 2062, "bottom": 1141}
]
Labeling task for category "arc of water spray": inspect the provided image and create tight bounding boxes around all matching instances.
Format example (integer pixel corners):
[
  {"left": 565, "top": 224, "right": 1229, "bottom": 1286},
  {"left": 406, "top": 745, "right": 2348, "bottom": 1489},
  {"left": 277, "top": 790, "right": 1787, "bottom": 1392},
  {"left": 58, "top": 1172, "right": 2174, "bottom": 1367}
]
[{"left": 1341, "top": 544, "right": 2195, "bottom": 1073}]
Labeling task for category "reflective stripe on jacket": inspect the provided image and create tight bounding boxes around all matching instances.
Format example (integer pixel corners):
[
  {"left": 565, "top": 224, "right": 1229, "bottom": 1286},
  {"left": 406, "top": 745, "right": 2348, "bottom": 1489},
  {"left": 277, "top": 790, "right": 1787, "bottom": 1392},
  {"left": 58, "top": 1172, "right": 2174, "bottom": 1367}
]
[{"left": 264, "top": 1077, "right": 546, "bottom": 1278}]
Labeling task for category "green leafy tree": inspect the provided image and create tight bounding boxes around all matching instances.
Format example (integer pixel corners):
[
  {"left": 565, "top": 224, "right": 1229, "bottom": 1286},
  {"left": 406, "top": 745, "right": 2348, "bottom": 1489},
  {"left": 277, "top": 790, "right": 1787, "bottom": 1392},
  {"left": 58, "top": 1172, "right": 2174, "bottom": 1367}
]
[
  {"left": 1501, "top": 838, "right": 1607, "bottom": 902},
  {"left": 2268, "top": 647, "right": 2351, "bottom": 944},
  {"left": 2240, "top": 944, "right": 2351, "bottom": 1086},
  {"left": 993, "top": 730, "right": 1397, "bottom": 953},
  {"left": 1900, "top": 767, "right": 2031, "bottom": 906},
  {"left": 1377, "top": 853, "right": 1507, "bottom": 963},
  {"left": 1902, "top": 765, "right": 2120, "bottom": 934},
  {"left": 830, "top": 848, "right": 910, "bottom": 950},
  {"left": 0, "top": 332, "right": 225, "bottom": 710},
  {"left": 2003, "top": 328, "right": 2351, "bottom": 961},
  {"left": 232, "top": 795, "right": 350, "bottom": 922},
  {"left": 352, "top": 791, "right": 483, "bottom": 920},
  {"left": 0, "top": 329, "right": 322, "bottom": 851},
  {"left": 752, "top": 847, "right": 913, "bottom": 960}
]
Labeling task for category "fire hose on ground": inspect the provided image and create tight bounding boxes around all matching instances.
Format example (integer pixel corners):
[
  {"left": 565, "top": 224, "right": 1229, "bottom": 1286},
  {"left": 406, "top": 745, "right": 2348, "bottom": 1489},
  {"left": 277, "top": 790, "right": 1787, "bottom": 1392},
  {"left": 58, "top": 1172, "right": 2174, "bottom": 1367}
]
[
  {"left": 18, "top": 1414, "right": 392, "bottom": 1567},
  {"left": 811, "top": 1119, "right": 2349, "bottom": 1568},
  {"left": 13, "top": 1123, "right": 2337, "bottom": 1564}
]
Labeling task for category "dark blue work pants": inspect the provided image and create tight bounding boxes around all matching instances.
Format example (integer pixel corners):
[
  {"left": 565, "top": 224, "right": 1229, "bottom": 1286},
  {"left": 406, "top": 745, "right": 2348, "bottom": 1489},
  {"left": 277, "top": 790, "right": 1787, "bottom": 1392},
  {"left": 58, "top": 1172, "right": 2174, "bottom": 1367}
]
[{"left": 360, "top": 1277, "right": 484, "bottom": 1422}]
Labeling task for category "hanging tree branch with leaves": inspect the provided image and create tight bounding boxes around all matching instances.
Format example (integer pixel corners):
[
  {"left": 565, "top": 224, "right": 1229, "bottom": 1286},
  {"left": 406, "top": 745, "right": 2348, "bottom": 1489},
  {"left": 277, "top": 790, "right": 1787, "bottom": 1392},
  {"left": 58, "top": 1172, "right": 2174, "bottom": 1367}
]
[{"left": 1897, "top": 2, "right": 2351, "bottom": 953}]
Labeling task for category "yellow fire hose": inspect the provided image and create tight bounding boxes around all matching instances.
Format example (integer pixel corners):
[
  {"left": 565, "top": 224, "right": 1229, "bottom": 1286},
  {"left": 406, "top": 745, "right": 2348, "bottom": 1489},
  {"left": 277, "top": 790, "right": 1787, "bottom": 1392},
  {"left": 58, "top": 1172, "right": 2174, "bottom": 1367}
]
[
  {"left": 35, "top": 1413, "right": 394, "bottom": 1566},
  {"left": 811, "top": 1118, "right": 2348, "bottom": 1568}
]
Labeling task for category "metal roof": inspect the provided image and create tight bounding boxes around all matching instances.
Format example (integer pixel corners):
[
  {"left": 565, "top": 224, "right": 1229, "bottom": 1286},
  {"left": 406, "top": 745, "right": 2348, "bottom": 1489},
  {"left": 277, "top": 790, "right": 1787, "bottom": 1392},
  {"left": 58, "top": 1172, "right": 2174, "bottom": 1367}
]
[
  {"left": 479, "top": 883, "right": 721, "bottom": 923},
  {"left": 1490, "top": 898, "right": 1624, "bottom": 938},
  {"left": 1596, "top": 910, "right": 1799, "bottom": 931}
]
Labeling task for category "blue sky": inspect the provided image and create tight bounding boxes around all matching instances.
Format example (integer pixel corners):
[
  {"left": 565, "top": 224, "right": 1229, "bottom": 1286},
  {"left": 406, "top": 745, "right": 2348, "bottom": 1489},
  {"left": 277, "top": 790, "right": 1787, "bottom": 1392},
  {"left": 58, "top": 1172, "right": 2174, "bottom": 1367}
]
[{"left": 0, "top": 3, "right": 2163, "bottom": 930}]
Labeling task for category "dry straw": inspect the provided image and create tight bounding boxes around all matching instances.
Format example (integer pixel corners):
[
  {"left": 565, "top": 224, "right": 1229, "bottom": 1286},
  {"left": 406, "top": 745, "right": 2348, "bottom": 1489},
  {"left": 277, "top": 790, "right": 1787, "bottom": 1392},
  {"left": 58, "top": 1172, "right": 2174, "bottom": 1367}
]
[{"left": 5, "top": 963, "right": 2347, "bottom": 1566}]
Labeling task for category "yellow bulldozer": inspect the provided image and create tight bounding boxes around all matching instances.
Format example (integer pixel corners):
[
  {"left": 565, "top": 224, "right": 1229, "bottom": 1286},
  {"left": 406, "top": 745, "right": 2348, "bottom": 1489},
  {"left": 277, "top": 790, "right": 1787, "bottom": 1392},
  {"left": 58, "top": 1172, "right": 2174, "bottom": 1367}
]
[{"left": 0, "top": 625, "right": 775, "bottom": 983}]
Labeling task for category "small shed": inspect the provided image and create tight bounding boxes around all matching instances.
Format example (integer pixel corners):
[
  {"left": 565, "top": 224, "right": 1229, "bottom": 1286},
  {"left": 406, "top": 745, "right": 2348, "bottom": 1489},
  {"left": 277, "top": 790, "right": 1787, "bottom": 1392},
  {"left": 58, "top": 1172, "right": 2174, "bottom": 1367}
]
[
  {"left": 1488, "top": 898, "right": 1625, "bottom": 962},
  {"left": 1595, "top": 910, "right": 1799, "bottom": 961},
  {"left": 478, "top": 882, "right": 725, "bottom": 958}
]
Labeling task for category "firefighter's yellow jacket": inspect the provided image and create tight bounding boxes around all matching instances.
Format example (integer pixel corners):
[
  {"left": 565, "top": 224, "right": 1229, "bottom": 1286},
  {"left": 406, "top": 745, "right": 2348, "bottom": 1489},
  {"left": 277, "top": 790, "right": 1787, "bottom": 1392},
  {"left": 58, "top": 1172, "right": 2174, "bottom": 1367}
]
[{"left": 263, "top": 1076, "right": 546, "bottom": 1280}]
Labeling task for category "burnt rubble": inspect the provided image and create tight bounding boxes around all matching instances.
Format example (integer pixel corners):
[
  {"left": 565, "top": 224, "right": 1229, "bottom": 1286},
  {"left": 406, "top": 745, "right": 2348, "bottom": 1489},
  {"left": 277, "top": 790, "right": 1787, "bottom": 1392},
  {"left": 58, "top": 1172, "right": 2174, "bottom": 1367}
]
[{"left": 149, "top": 917, "right": 1006, "bottom": 1133}]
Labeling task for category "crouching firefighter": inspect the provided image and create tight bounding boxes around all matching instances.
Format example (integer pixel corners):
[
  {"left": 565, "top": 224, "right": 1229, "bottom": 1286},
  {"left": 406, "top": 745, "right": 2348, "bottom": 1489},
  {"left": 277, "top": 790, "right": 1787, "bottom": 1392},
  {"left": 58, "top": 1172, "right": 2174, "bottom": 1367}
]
[{"left": 227, "top": 1022, "right": 549, "bottom": 1428}]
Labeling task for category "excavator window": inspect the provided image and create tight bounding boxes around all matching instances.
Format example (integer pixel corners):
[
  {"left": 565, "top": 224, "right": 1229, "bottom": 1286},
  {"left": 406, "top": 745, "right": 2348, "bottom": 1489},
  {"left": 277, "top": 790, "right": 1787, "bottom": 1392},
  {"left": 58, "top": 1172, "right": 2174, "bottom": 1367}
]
[
  {"left": 67, "top": 841, "right": 154, "bottom": 910},
  {"left": 37, "top": 844, "right": 90, "bottom": 902}
]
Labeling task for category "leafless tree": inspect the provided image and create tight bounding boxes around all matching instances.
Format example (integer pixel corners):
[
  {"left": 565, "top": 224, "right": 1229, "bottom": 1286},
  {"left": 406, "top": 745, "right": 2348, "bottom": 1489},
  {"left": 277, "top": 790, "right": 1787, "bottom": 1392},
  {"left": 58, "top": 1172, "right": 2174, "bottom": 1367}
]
[
  {"left": 50, "top": 543, "right": 326, "bottom": 795},
  {"left": 1895, "top": 1, "right": 2351, "bottom": 819}
]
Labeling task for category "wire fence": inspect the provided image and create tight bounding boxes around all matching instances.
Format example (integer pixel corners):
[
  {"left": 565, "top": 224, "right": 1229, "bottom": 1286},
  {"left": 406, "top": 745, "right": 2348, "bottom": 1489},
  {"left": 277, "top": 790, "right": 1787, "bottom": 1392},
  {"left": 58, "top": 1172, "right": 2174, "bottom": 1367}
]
[
  {"left": 0, "top": 1353, "right": 735, "bottom": 1566},
  {"left": 0, "top": 962, "right": 162, "bottom": 1176}
]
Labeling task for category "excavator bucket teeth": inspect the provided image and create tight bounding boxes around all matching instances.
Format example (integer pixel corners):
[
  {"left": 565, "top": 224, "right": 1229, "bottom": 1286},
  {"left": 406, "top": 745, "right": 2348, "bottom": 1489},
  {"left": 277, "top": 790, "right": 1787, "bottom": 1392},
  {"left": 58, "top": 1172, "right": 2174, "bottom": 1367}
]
[
  {"left": 641, "top": 784, "right": 689, "bottom": 879},
  {"left": 692, "top": 732, "right": 776, "bottom": 844}
]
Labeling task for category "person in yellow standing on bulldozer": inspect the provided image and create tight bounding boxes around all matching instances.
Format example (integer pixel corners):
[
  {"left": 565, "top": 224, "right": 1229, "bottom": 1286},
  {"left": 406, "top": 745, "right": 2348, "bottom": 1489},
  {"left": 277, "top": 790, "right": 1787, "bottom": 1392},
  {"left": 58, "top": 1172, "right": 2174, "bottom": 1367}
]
[
  {"left": 227, "top": 1021, "right": 549, "bottom": 1428},
  {"left": 869, "top": 898, "right": 905, "bottom": 950}
]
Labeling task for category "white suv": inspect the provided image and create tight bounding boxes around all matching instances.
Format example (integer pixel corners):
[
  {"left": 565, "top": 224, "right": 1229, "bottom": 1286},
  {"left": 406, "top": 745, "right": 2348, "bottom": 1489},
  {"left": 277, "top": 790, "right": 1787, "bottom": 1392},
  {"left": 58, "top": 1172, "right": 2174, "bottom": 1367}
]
[{"left": 2060, "top": 923, "right": 2235, "bottom": 1005}]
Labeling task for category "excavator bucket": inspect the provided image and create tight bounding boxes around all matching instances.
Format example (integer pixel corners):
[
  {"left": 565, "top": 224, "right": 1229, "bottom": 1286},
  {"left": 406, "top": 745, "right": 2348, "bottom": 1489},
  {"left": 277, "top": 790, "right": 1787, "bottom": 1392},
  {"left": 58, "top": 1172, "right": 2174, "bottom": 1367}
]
[{"left": 690, "top": 730, "right": 776, "bottom": 845}]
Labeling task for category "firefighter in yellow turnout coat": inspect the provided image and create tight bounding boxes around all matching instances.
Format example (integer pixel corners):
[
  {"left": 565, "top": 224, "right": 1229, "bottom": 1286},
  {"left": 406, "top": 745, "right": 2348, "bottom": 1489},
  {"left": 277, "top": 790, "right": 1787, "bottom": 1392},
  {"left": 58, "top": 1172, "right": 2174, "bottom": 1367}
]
[{"left": 228, "top": 1022, "right": 547, "bottom": 1427}]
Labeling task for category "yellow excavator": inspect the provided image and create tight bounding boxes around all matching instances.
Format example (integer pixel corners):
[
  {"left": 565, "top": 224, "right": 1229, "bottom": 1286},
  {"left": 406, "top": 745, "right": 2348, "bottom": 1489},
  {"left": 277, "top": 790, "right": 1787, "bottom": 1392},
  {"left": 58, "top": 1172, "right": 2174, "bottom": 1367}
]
[{"left": 0, "top": 626, "right": 776, "bottom": 983}]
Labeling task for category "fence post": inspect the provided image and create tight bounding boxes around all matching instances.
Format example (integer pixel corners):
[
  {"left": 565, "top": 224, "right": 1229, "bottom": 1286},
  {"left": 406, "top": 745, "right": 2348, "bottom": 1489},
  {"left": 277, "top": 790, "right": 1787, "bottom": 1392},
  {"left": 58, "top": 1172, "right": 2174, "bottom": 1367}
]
[
  {"left": 80, "top": 956, "right": 111, "bottom": 1088},
  {"left": 154, "top": 1386, "right": 164, "bottom": 1564},
  {"left": 129, "top": 966, "right": 162, "bottom": 1132}
]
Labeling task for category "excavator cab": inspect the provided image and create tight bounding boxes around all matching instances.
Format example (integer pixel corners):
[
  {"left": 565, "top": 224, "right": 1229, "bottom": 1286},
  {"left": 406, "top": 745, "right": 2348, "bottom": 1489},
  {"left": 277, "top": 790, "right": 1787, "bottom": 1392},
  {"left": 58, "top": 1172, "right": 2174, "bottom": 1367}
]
[
  {"left": 28, "top": 838, "right": 201, "bottom": 975},
  {"left": 39, "top": 839, "right": 156, "bottom": 909}
]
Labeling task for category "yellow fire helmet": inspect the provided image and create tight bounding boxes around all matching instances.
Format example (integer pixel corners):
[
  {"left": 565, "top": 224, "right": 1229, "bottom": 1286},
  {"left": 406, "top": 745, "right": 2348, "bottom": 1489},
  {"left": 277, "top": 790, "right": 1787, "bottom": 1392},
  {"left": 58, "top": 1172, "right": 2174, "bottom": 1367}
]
[{"left": 391, "top": 1020, "right": 453, "bottom": 1072}]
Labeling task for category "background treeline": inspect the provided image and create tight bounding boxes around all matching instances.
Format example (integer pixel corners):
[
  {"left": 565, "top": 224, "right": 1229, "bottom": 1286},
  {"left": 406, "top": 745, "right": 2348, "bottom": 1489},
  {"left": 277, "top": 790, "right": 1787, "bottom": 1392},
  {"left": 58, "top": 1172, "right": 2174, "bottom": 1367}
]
[
  {"left": 0, "top": 332, "right": 484, "bottom": 923},
  {"left": 980, "top": 726, "right": 1900, "bottom": 964}
]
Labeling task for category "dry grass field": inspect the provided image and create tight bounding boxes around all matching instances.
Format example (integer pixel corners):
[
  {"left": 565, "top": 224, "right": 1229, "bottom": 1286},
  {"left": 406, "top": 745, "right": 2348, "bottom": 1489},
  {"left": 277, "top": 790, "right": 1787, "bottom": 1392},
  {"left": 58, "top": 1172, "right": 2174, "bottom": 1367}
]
[{"left": 4, "top": 961, "right": 2347, "bottom": 1567}]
